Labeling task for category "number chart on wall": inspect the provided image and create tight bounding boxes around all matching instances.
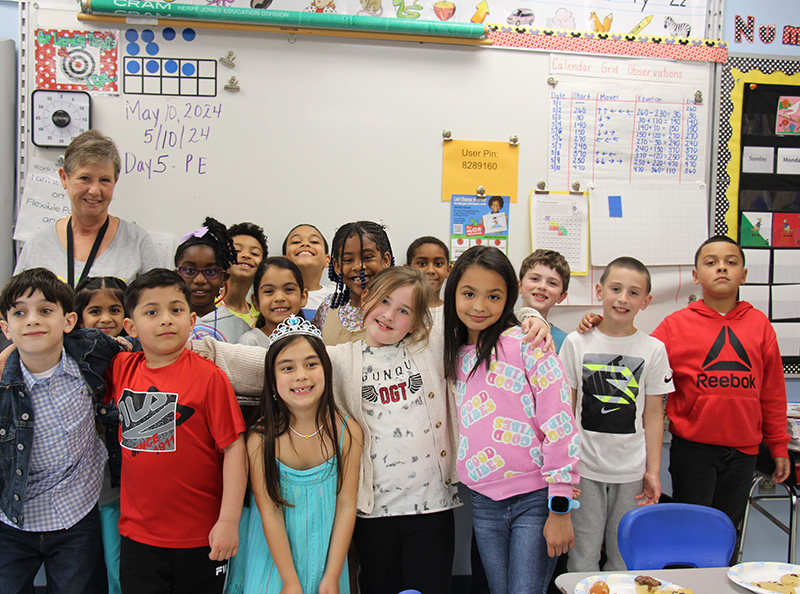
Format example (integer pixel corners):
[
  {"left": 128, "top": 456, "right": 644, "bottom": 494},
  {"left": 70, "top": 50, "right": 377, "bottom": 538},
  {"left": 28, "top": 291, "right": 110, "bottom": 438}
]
[{"left": 548, "top": 55, "right": 709, "bottom": 190}]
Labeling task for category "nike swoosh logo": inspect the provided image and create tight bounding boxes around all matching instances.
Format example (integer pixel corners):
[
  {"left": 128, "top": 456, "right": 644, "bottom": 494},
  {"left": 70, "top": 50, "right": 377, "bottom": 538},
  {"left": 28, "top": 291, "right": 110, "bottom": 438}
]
[
  {"left": 664, "top": 375, "right": 673, "bottom": 383},
  {"left": 600, "top": 406, "right": 619, "bottom": 414}
]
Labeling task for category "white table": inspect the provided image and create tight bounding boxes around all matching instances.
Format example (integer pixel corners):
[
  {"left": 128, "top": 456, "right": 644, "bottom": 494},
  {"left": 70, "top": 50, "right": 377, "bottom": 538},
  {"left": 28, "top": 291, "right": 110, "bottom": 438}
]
[{"left": 555, "top": 567, "right": 746, "bottom": 593}]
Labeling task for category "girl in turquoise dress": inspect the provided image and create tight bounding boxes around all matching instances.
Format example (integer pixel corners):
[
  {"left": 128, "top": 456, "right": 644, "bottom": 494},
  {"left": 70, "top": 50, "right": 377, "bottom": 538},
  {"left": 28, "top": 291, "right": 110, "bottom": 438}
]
[{"left": 226, "top": 316, "right": 362, "bottom": 594}]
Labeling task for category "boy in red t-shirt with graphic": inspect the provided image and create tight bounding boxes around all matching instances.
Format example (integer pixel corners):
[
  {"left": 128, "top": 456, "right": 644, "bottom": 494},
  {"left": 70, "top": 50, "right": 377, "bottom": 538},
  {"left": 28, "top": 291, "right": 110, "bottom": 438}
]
[{"left": 105, "top": 269, "right": 246, "bottom": 594}]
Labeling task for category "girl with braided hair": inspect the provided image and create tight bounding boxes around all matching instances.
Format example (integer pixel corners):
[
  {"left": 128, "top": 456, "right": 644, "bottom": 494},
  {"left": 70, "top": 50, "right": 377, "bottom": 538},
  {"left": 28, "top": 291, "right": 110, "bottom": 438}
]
[
  {"left": 174, "top": 217, "right": 251, "bottom": 343},
  {"left": 312, "top": 221, "right": 394, "bottom": 346}
]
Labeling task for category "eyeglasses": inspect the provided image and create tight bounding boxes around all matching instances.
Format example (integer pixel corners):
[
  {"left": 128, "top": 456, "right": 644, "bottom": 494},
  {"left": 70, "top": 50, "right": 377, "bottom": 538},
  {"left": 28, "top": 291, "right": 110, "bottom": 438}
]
[{"left": 177, "top": 266, "right": 224, "bottom": 280}]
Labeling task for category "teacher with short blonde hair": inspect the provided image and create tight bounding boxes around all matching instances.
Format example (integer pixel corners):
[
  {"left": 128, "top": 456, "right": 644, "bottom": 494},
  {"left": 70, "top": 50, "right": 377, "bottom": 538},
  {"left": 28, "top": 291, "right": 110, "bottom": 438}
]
[{"left": 15, "top": 130, "right": 160, "bottom": 285}]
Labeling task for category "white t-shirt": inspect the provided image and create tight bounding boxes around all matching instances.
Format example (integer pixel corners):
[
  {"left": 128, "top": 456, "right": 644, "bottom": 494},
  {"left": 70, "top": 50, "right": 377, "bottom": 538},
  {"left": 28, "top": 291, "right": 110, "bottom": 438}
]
[
  {"left": 190, "top": 305, "right": 251, "bottom": 344},
  {"left": 303, "top": 286, "right": 332, "bottom": 321},
  {"left": 237, "top": 328, "right": 270, "bottom": 348},
  {"left": 560, "top": 329, "right": 674, "bottom": 483},
  {"left": 358, "top": 342, "right": 459, "bottom": 517}
]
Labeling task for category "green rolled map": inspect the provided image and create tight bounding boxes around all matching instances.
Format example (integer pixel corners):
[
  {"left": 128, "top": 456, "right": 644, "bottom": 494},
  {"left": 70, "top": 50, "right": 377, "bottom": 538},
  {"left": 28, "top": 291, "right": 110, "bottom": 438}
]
[{"left": 80, "top": 0, "right": 486, "bottom": 39}]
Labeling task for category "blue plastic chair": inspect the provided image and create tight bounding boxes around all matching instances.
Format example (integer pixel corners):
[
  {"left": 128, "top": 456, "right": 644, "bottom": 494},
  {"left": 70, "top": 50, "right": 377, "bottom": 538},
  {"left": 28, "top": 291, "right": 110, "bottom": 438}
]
[{"left": 617, "top": 502, "right": 736, "bottom": 570}]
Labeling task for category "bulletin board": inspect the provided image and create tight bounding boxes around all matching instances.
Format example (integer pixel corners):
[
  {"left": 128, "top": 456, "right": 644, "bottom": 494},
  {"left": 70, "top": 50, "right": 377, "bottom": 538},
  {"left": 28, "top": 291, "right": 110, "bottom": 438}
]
[
  {"left": 16, "top": 0, "right": 718, "bottom": 335},
  {"left": 715, "top": 56, "right": 800, "bottom": 373}
]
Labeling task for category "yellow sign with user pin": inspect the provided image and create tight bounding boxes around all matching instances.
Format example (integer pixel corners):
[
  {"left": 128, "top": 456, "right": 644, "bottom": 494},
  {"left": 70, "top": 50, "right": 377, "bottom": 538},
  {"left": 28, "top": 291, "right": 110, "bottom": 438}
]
[{"left": 442, "top": 139, "right": 519, "bottom": 203}]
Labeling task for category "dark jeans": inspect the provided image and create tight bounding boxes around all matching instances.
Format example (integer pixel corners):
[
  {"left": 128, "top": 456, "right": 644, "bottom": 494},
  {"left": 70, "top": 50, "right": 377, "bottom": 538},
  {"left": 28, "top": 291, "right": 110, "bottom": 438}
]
[
  {"left": 0, "top": 505, "right": 107, "bottom": 594},
  {"left": 669, "top": 435, "right": 757, "bottom": 528},
  {"left": 119, "top": 536, "right": 227, "bottom": 594},
  {"left": 354, "top": 509, "right": 455, "bottom": 594}
]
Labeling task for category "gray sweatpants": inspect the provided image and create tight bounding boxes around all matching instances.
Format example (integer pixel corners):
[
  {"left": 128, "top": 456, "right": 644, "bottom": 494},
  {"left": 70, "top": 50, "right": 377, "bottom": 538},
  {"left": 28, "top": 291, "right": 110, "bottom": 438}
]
[{"left": 567, "top": 477, "right": 643, "bottom": 572}]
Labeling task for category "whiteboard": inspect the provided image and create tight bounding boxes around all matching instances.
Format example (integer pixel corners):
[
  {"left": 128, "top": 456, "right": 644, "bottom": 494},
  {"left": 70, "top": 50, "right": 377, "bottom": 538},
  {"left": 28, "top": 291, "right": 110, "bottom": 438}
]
[{"left": 18, "top": 0, "right": 715, "bottom": 330}]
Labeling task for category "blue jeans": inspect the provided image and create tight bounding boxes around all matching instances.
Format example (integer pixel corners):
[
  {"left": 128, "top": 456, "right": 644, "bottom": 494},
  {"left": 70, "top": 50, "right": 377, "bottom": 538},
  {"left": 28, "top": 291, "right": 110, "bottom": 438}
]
[
  {"left": 0, "top": 505, "right": 107, "bottom": 594},
  {"left": 470, "top": 488, "right": 555, "bottom": 594}
]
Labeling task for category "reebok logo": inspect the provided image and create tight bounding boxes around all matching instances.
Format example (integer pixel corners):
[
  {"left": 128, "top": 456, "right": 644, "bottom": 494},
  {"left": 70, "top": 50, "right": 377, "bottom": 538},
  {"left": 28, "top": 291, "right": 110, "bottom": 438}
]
[
  {"left": 696, "top": 327, "right": 755, "bottom": 389},
  {"left": 701, "top": 327, "right": 751, "bottom": 371}
]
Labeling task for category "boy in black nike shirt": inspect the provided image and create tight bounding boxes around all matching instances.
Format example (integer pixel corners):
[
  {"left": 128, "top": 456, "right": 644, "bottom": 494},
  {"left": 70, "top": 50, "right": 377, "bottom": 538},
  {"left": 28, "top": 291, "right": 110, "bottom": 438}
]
[{"left": 561, "top": 257, "right": 674, "bottom": 572}]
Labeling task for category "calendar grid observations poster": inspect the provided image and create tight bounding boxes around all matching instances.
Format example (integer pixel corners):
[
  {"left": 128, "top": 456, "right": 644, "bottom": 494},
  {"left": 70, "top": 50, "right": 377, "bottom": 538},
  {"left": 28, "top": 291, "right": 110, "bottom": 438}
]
[{"left": 547, "top": 56, "right": 709, "bottom": 190}]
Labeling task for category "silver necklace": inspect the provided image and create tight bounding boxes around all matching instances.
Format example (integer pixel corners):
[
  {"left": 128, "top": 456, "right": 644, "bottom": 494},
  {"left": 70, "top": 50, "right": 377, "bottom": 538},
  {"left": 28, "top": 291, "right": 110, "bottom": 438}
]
[{"left": 289, "top": 424, "right": 323, "bottom": 439}]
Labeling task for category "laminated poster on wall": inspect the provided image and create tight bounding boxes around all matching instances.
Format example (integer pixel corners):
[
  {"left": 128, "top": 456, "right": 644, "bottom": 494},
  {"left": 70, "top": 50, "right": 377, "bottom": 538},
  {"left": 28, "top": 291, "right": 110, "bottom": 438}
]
[
  {"left": 34, "top": 29, "right": 118, "bottom": 93},
  {"left": 740, "top": 212, "right": 772, "bottom": 247},
  {"left": 547, "top": 56, "right": 708, "bottom": 192},
  {"left": 449, "top": 194, "right": 509, "bottom": 261},
  {"left": 14, "top": 157, "right": 70, "bottom": 243},
  {"left": 529, "top": 191, "right": 588, "bottom": 276},
  {"left": 772, "top": 214, "right": 800, "bottom": 247},
  {"left": 777, "top": 96, "right": 800, "bottom": 135}
]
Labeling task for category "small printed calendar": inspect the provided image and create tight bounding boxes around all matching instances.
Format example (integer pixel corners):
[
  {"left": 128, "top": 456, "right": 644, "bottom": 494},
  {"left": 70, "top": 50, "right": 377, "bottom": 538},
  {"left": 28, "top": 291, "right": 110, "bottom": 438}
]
[{"left": 530, "top": 192, "right": 589, "bottom": 275}]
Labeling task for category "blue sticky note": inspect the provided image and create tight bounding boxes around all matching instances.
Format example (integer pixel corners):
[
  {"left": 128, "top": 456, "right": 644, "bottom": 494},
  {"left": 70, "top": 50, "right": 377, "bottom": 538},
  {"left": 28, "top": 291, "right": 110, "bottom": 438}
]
[{"left": 608, "top": 195, "right": 622, "bottom": 218}]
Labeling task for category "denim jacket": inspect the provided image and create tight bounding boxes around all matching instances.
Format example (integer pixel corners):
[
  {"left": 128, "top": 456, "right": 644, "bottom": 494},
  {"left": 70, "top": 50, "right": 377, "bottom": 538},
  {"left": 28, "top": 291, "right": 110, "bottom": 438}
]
[{"left": 0, "top": 329, "right": 121, "bottom": 527}]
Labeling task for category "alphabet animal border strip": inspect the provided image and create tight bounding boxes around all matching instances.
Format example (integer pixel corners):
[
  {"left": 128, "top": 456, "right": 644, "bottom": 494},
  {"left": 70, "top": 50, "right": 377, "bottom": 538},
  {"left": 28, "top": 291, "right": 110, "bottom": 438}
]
[{"left": 487, "top": 27, "right": 728, "bottom": 63}]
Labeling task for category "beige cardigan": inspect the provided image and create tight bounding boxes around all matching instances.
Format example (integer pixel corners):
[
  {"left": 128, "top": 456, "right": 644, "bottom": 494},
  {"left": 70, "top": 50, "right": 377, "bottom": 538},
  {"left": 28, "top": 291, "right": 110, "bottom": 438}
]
[{"left": 192, "top": 332, "right": 460, "bottom": 514}]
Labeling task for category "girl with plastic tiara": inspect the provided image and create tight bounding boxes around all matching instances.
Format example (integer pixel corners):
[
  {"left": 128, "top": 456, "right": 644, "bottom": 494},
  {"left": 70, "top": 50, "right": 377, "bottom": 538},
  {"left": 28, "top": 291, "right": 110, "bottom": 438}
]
[
  {"left": 174, "top": 217, "right": 250, "bottom": 343},
  {"left": 312, "top": 221, "right": 393, "bottom": 346},
  {"left": 193, "top": 268, "right": 463, "bottom": 593},
  {"left": 443, "top": 245, "right": 580, "bottom": 594},
  {"left": 226, "top": 315, "right": 362, "bottom": 594}
]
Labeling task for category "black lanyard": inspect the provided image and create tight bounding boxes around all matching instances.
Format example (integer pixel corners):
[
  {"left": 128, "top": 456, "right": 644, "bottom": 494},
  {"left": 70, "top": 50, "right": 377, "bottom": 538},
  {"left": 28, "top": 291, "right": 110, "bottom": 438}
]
[{"left": 66, "top": 216, "right": 110, "bottom": 288}]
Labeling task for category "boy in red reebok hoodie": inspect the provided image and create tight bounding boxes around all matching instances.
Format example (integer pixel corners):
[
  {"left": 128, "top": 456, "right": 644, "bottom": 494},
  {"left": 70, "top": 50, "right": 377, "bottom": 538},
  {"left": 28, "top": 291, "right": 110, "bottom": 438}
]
[{"left": 651, "top": 235, "right": 789, "bottom": 529}]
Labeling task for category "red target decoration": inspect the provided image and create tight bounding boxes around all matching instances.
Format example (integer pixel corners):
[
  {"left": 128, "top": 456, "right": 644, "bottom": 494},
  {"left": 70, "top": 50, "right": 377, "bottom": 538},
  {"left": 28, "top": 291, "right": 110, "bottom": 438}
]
[{"left": 35, "top": 29, "right": 119, "bottom": 93}]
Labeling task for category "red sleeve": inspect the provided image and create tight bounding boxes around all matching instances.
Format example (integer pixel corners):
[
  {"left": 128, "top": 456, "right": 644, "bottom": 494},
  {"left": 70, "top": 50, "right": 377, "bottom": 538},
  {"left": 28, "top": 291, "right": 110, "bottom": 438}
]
[
  {"left": 760, "top": 323, "right": 790, "bottom": 459},
  {"left": 651, "top": 316, "right": 670, "bottom": 349},
  {"left": 204, "top": 366, "right": 246, "bottom": 451}
]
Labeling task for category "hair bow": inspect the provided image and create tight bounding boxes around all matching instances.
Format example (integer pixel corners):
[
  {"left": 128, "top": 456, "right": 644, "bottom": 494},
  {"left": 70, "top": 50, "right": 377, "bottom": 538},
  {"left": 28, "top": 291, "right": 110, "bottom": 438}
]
[{"left": 179, "top": 226, "right": 208, "bottom": 245}]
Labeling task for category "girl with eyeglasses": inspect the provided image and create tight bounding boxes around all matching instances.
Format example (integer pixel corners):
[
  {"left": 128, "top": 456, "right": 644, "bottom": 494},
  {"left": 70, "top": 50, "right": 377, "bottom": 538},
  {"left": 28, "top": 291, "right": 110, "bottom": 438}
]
[{"left": 175, "top": 217, "right": 251, "bottom": 343}]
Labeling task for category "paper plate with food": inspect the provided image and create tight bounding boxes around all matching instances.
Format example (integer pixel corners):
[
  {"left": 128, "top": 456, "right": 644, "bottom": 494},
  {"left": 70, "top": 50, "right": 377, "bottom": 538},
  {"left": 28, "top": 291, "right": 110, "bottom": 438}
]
[
  {"left": 574, "top": 573, "right": 694, "bottom": 594},
  {"left": 728, "top": 561, "right": 800, "bottom": 594}
]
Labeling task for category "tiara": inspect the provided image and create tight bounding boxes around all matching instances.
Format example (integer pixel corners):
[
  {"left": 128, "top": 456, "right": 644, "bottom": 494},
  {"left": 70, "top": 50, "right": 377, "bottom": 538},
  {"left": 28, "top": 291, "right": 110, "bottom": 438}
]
[{"left": 268, "top": 315, "right": 323, "bottom": 349}]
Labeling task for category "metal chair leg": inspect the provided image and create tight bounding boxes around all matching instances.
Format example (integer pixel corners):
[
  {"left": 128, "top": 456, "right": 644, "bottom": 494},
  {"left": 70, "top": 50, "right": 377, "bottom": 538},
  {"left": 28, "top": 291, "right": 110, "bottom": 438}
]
[{"left": 737, "top": 475, "right": 761, "bottom": 563}]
